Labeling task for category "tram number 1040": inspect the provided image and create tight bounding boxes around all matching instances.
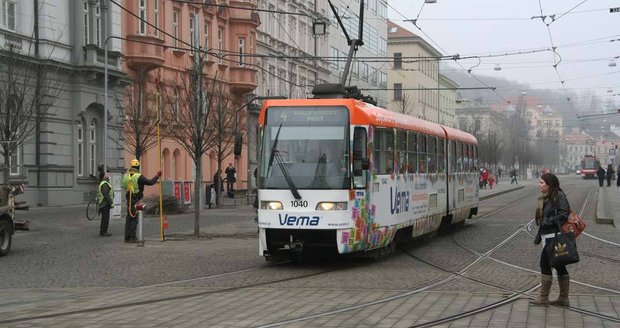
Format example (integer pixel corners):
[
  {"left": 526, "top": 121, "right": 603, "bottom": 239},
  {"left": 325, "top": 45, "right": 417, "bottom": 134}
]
[{"left": 291, "top": 200, "right": 308, "bottom": 208}]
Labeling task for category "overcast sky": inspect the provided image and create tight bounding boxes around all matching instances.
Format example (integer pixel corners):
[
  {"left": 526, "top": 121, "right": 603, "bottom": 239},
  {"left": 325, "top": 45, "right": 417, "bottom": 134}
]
[{"left": 387, "top": 0, "right": 620, "bottom": 107}]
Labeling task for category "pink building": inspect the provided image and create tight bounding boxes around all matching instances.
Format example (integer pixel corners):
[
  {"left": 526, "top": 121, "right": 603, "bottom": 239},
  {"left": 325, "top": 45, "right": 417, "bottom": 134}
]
[{"left": 121, "top": 0, "right": 259, "bottom": 199}]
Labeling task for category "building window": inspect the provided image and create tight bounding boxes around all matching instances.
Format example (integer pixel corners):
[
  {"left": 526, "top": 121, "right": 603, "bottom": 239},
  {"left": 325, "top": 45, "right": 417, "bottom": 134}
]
[
  {"left": 204, "top": 19, "right": 210, "bottom": 58},
  {"left": 153, "top": 0, "right": 159, "bottom": 37},
  {"left": 238, "top": 38, "right": 245, "bottom": 66},
  {"left": 394, "top": 52, "right": 402, "bottom": 69},
  {"left": 89, "top": 119, "right": 97, "bottom": 176},
  {"left": 378, "top": 1, "right": 387, "bottom": 18},
  {"left": 1, "top": 0, "right": 15, "bottom": 31},
  {"left": 330, "top": 47, "right": 338, "bottom": 71},
  {"left": 9, "top": 144, "right": 20, "bottom": 175},
  {"left": 139, "top": 0, "right": 147, "bottom": 35},
  {"left": 172, "top": 10, "right": 179, "bottom": 47},
  {"left": 361, "top": 62, "right": 368, "bottom": 81},
  {"left": 189, "top": 13, "right": 195, "bottom": 48},
  {"left": 172, "top": 87, "right": 179, "bottom": 121},
  {"left": 82, "top": 1, "right": 89, "bottom": 45},
  {"left": 77, "top": 122, "right": 84, "bottom": 177},
  {"left": 394, "top": 83, "right": 402, "bottom": 101},
  {"left": 218, "top": 27, "right": 224, "bottom": 64},
  {"left": 95, "top": 3, "right": 101, "bottom": 46}
]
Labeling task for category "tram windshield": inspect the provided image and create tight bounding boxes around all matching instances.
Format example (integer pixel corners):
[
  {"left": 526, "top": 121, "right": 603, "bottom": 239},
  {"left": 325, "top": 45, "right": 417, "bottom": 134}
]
[{"left": 260, "top": 106, "right": 349, "bottom": 190}]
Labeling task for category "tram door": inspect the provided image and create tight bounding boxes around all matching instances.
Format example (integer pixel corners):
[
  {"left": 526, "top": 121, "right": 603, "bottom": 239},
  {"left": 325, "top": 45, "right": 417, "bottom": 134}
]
[{"left": 352, "top": 127, "right": 369, "bottom": 189}]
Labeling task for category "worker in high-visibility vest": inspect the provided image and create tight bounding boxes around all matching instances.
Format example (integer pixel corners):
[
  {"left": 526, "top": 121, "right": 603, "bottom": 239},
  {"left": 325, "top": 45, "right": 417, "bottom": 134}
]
[
  {"left": 98, "top": 172, "right": 114, "bottom": 237},
  {"left": 121, "top": 159, "right": 161, "bottom": 243}
]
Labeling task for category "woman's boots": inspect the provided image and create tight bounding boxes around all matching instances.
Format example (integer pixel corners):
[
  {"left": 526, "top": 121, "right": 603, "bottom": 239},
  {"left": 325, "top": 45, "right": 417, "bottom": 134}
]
[
  {"left": 530, "top": 274, "right": 553, "bottom": 306},
  {"left": 550, "top": 275, "right": 570, "bottom": 306}
]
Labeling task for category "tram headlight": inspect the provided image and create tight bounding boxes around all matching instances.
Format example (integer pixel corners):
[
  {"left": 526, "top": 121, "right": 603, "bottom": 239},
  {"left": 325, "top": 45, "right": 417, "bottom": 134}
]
[
  {"left": 316, "top": 202, "right": 348, "bottom": 211},
  {"left": 261, "top": 201, "right": 283, "bottom": 210}
]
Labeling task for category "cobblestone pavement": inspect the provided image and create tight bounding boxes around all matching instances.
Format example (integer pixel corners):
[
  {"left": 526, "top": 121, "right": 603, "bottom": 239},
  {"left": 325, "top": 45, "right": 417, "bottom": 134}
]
[{"left": 1, "top": 176, "right": 619, "bottom": 327}]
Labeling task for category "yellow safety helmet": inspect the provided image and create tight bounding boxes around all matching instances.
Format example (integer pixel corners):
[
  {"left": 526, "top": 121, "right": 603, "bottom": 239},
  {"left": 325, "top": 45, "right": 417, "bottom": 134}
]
[{"left": 130, "top": 159, "right": 140, "bottom": 167}]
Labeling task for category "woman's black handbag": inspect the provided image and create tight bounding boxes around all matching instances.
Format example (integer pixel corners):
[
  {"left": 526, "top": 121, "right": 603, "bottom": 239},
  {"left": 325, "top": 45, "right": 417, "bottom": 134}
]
[{"left": 548, "top": 230, "right": 579, "bottom": 267}]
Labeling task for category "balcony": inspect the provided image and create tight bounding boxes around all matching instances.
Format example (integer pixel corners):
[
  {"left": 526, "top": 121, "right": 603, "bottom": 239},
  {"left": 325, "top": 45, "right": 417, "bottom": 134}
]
[
  {"left": 229, "top": 65, "right": 257, "bottom": 94},
  {"left": 125, "top": 34, "right": 165, "bottom": 71}
]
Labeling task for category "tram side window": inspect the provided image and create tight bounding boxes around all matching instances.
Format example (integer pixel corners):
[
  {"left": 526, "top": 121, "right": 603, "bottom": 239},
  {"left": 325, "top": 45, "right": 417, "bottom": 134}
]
[
  {"left": 438, "top": 138, "right": 445, "bottom": 173},
  {"left": 473, "top": 145, "right": 478, "bottom": 171},
  {"left": 373, "top": 129, "right": 394, "bottom": 175},
  {"left": 427, "top": 136, "right": 437, "bottom": 174},
  {"left": 464, "top": 143, "right": 470, "bottom": 172},
  {"left": 468, "top": 144, "right": 475, "bottom": 172},
  {"left": 417, "top": 134, "right": 427, "bottom": 173},
  {"left": 396, "top": 131, "right": 407, "bottom": 173},
  {"left": 450, "top": 141, "right": 457, "bottom": 173},
  {"left": 456, "top": 141, "right": 463, "bottom": 172},
  {"left": 407, "top": 133, "right": 417, "bottom": 173}
]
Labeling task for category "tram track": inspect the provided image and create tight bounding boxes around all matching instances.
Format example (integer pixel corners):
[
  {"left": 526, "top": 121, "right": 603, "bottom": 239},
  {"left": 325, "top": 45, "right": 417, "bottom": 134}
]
[{"left": 4, "top": 179, "right": 619, "bottom": 326}]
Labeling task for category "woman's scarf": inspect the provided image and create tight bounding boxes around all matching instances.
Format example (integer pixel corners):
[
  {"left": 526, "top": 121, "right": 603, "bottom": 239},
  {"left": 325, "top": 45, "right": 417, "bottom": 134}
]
[{"left": 535, "top": 192, "right": 548, "bottom": 226}]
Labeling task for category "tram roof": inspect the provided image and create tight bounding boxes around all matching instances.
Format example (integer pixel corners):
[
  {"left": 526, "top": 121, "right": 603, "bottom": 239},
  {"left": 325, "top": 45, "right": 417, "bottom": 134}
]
[{"left": 260, "top": 98, "right": 476, "bottom": 144}]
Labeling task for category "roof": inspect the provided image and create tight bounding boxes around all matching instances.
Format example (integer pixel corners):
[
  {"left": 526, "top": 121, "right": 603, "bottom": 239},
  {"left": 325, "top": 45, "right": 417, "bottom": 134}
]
[{"left": 387, "top": 20, "right": 418, "bottom": 38}]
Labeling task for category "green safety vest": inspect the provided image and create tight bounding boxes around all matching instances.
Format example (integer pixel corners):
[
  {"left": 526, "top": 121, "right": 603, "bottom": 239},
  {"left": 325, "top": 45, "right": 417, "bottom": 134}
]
[
  {"left": 122, "top": 172, "right": 141, "bottom": 194},
  {"left": 97, "top": 180, "right": 114, "bottom": 208}
]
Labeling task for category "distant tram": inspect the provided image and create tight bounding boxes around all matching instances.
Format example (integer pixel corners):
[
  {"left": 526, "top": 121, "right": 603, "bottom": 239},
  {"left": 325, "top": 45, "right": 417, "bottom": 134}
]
[
  {"left": 256, "top": 90, "right": 479, "bottom": 260},
  {"left": 580, "top": 155, "right": 599, "bottom": 179}
]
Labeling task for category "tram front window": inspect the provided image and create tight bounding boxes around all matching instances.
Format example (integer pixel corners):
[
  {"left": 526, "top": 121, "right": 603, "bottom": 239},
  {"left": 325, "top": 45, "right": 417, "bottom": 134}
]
[{"left": 260, "top": 107, "right": 349, "bottom": 190}]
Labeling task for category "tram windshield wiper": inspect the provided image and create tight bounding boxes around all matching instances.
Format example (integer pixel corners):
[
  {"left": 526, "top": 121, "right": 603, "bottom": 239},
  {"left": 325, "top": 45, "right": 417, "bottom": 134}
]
[{"left": 266, "top": 124, "right": 301, "bottom": 200}]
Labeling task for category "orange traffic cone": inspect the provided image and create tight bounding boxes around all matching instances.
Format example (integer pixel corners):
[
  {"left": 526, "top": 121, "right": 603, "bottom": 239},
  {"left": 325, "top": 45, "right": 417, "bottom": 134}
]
[{"left": 163, "top": 215, "right": 169, "bottom": 230}]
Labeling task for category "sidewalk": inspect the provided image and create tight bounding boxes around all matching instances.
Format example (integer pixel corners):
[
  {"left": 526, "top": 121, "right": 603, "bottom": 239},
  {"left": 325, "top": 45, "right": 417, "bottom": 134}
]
[{"left": 478, "top": 176, "right": 534, "bottom": 200}]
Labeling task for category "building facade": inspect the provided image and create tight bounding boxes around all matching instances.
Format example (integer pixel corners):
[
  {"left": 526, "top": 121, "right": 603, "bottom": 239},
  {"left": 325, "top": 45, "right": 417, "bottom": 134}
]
[
  {"left": 0, "top": 0, "right": 127, "bottom": 206},
  {"left": 122, "top": 0, "right": 260, "bottom": 201},
  {"left": 329, "top": 0, "right": 388, "bottom": 107},
  {"left": 386, "top": 20, "right": 445, "bottom": 122}
]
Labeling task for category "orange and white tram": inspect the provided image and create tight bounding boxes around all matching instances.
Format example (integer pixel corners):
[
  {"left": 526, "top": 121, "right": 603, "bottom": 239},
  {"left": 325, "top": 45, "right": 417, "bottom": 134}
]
[{"left": 257, "top": 96, "right": 478, "bottom": 259}]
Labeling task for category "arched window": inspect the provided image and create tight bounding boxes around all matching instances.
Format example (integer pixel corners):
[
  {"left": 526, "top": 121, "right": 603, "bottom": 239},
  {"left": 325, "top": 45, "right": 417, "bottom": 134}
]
[
  {"left": 173, "top": 149, "right": 181, "bottom": 180},
  {"left": 89, "top": 119, "right": 97, "bottom": 175},
  {"left": 163, "top": 148, "right": 170, "bottom": 179}
]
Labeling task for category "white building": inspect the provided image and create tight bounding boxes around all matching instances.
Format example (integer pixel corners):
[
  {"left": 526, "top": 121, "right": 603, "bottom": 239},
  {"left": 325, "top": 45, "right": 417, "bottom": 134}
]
[
  {"left": 386, "top": 20, "right": 456, "bottom": 124},
  {"left": 0, "top": 0, "right": 127, "bottom": 205},
  {"left": 327, "top": 0, "right": 388, "bottom": 107},
  {"left": 255, "top": 0, "right": 331, "bottom": 99}
]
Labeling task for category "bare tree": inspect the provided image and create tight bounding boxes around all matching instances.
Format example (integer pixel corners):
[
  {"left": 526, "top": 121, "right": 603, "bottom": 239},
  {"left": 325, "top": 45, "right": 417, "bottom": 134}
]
[
  {"left": 394, "top": 93, "right": 412, "bottom": 114},
  {"left": 161, "top": 54, "right": 237, "bottom": 236},
  {"left": 122, "top": 70, "right": 160, "bottom": 161},
  {"left": 0, "top": 45, "right": 63, "bottom": 184}
]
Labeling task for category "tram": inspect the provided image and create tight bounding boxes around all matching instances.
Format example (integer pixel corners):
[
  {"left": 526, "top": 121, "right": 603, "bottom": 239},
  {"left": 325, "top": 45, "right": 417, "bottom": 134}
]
[
  {"left": 580, "top": 155, "right": 599, "bottom": 179},
  {"left": 256, "top": 86, "right": 479, "bottom": 260}
]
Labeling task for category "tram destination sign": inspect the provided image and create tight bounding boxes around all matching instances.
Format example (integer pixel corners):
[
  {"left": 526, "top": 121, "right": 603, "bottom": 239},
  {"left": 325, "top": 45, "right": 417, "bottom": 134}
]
[{"left": 266, "top": 106, "right": 348, "bottom": 125}]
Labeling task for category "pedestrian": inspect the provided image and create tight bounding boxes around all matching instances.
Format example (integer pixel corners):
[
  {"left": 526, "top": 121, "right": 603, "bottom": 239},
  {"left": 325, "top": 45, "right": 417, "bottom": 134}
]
[
  {"left": 214, "top": 169, "right": 223, "bottom": 204},
  {"left": 481, "top": 169, "right": 489, "bottom": 189},
  {"left": 510, "top": 168, "right": 518, "bottom": 185},
  {"left": 530, "top": 173, "right": 571, "bottom": 306},
  {"left": 596, "top": 165, "right": 605, "bottom": 187},
  {"left": 605, "top": 164, "right": 614, "bottom": 187},
  {"left": 488, "top": 175, "right": 495, "bottom": 189},
  {"left": 225, "top": 163, "right": 237, "bottom": 192},
  {"left": 617, "top": 164, "right": 620, "bottom": 187},
  {"left": 98, "top": 172, "right": 113, "bottom": 237},
  {"left": 121, "top": 159, "right": 161, "bottom": 243},
  {"left": 498, "top": 167, "right": 502, "bottom": 178}
]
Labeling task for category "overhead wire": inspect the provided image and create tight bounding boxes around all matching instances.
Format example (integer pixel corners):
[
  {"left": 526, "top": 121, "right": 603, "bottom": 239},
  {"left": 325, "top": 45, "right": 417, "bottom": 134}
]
[{"left": 387, "top": 1, "right": 510, "bottom": 105}]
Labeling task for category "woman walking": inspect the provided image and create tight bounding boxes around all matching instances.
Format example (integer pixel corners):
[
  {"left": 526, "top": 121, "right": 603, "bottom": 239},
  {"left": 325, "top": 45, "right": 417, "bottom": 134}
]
[{"left": 530, "top": 173, "right": 571, "bottom": 306}]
